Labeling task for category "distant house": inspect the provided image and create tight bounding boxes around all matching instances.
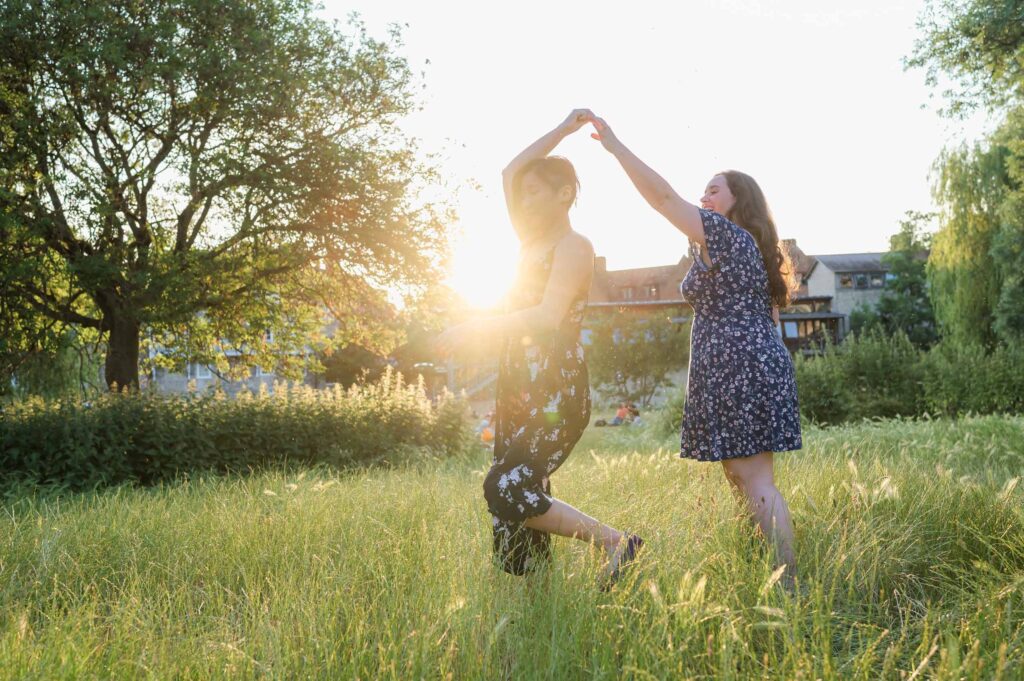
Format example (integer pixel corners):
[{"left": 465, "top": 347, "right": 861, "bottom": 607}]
[
  {"left": 589, "top": 241, "right": 897, "bottom": 354},
  {"left": 777, "top": 239, "right": 846, "bottom": 353},
  {"left": 587, "top": 255, "right": 695, "bottom": 330},
  {"left": 149, "top": 357, "right": 290, "bottom": 396},
  {"left": 146, "top": 329, "right": 321, "bottom": 395},
  {"left": 803, "top": 252, "right": 891, "bottom": 337}
]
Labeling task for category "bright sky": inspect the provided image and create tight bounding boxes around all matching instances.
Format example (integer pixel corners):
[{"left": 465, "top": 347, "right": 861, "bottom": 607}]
[{"left": 320, "top": 0, "right": 994, "bottom": 308}]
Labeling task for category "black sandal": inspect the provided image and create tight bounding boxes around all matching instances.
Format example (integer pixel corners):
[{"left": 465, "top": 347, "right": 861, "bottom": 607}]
[{"left": 602, "top": 534, "right": 645, "bottom": 591}]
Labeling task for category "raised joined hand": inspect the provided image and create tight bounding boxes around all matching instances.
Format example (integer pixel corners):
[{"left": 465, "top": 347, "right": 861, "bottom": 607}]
[
  {"left": 558, "top": 109, "right": 597, "bottom": 136},
  {"left": 588, "top": 116, "right": 621, "bottom": 153}
]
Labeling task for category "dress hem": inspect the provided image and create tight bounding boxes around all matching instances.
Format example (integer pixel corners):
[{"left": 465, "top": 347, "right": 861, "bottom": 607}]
[{"left": 679, "top": 442, "right": 802, "bottom": 462}]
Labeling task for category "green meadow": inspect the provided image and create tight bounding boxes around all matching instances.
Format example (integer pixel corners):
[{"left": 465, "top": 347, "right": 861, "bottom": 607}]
[{"left": 3, "top": 416, "right": 1024, "bottom": 679}]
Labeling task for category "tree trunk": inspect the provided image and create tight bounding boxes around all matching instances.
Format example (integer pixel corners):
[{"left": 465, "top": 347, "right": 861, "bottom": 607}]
[{"left": 104, "top": 313, "right": 141, "bottom": 391}]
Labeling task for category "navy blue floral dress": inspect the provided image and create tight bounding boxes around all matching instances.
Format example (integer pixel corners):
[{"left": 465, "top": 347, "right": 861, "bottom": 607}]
[
  {"left": 678, "top": 209, "right": 802, "bottom": 461},
  {"left": 482, "top": 241, "right": 592, "bottom": 576}
]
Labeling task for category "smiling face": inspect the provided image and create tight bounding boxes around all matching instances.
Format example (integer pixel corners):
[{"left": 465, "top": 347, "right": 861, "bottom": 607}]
[{"left": 700, "top": 174, "right": 736, "bottom": 216}]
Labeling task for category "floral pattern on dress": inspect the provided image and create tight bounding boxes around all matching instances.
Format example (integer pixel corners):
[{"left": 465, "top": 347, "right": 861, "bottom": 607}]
[
  {"left": 483, "top": 244, "right": 592, "bottom": 576},
  {"left": 677, "top": 209, "right": 802, "bottom": 462}
]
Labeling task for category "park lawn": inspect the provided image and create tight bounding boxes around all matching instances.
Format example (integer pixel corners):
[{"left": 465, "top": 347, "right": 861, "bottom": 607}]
[{"left": 2, "top": 415, "right": 1024, "bottom": 679}]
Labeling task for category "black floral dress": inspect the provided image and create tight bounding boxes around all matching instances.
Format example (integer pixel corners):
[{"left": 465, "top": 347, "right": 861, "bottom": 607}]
[
  {"left": 678, "top": 209, "right": 802, "bottom": 461},
  {"left": 482, "top": 241, "right": 591, "bottom": 576}
]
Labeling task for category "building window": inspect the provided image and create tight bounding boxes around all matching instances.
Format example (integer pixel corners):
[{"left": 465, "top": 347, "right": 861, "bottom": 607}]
[
  {"left": 189, "top": 363, "right": 212, "bottom": 379},
  {"left": 855, "top": 273, "right": 869, "bottom": 289},
  {"left": 783, "top": 321, "right": 799, "bottom": 338},
  {"left": 839, "top": 274, "right": 854, "bottom": 288},
  {"left": 621, "top": 287, "right": 634, "bottom": 300},
  {"left": 870, "top": 273, "right": 885, "bottom": 288},
  {"left": 646, "top": 285, "right": 659, "bottom": 299}
]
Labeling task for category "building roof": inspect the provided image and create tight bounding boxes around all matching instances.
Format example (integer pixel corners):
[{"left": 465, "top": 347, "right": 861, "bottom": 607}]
[
  {"left": 779, "top": 312, "right": 846, "bottom": 320},
  {"left": 587, "top": 300, "right": 691, "bottom": 308},
  {"left": 780, "top": 239, "right": 816, "bottom": 278},
  {"left": 601, "top": 260, "right": 690, "bottom": 287},
  {"left": 811, "top": 253, "right": 888, "bottom": 273}
]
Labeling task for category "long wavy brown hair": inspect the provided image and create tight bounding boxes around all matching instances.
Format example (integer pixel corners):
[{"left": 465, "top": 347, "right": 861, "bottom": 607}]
[{"left": 720, "top": 170, "right": 796, "bottom": 308}]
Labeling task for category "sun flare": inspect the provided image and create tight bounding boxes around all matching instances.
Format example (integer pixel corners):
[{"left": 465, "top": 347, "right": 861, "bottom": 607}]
[{"left": 444, "top": 235, "right": 518, "bottom": 309}]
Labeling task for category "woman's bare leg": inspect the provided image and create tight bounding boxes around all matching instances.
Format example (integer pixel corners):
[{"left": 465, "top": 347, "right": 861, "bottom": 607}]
[
  {"left": 721, "top": 452, "right": 796, "bottom": 584},
  {"left": 524, "top": 498, "right": 624, "bottom": 555}
]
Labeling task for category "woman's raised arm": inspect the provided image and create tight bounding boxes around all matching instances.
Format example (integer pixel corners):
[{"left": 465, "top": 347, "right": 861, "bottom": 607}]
[
  {"left": 589, "top": 116, "right": 705, "bottom": 245},
  {"left": 502, "top": 109, "right": 595, "bottom": 221}
]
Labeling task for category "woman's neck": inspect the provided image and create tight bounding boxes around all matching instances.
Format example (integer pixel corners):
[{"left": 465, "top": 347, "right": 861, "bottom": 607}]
[{"left": 522, "top": 216, "right": 572, "bottom": 251}]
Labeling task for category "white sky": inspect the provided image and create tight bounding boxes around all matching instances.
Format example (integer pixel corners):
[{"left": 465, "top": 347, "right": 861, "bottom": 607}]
[{"left": 320, "top": 0, "right": 994, "bottom": 307}]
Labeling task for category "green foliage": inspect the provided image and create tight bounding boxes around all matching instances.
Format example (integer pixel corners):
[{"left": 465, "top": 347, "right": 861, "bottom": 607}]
[
  {"left": 872, "top": 212, "right": 940, "bottom": 348},
  {"left": 0, "top": 369, "right": 471, "bottom": 491},
  {"left": 0, "top": 329, "right": 103, "bottom": 401},
  {"left": 907, "top": 0, "right": 1024, "bottom": 117},
  {"left": 793, "top": 339, "right": 855, "bottom": 426},
  {"left": 989, "top": 107, "right": 1024, "bottom": 344},
  {"left": 3, "top": 417, "right": 1024, "bottom": 676},
  {"left": 847, "top": 302, "right": 882, "bottom": 338},
  {"left": 920, "top": 341, "right": 1024, "bottom": 416},
  {"left": 796, "top": 332, "right": 1024, "bottom": 424},
  {"left": 839, "top": 331, "right": 924, "bottom": 420},
  {"left": 319, "top": 344, "right": 388, "bottom": 388},
  {"left": 586, "top": 311, "right": 690, "bottom": 407},
  {"left": 909, "top": 1, "right": 1024, "bottom": 346},
  {"left": 927, "top": 139, "right": 1008, "bottom": 346},
  {"left": 0, "top": 0, "right": 452, "bottom": 389},
  {"left": 645, "top": 380, "right": 687, "bottom": 439}
]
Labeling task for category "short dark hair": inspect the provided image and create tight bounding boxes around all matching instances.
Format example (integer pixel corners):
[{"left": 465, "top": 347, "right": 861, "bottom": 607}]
[{"left": 512, "top": 156, "right": 580, "bottom": 208}]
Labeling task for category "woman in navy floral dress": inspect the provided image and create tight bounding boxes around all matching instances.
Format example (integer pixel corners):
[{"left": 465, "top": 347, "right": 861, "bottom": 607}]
[
  {"left": 437, "top": 110, "right": 643, "bottom": 585},
  {"left": 589, "top": 115, "right": 801, "bottom": 585}
]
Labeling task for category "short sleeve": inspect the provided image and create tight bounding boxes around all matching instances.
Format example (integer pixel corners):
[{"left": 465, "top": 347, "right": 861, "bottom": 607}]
[{"left": 699, "top": 208, "right": 750, "bottom": 268}]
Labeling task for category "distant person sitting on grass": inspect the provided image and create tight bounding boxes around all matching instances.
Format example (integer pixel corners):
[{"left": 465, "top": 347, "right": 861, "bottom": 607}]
[
  {"left": 627, "top": 402, "right": 642, "bottom": 426},
  {"left": 608, "top": 402, "right": 630, "bottom": 426},
  {"left": 479, "top": 411, "right": 495, "bottom": 445}
]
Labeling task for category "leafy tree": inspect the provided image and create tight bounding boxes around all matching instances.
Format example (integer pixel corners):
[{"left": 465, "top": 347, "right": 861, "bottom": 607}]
[
  {"left": 879, "top": 212, "right": 939, "bottom": 348},
  {"left": 907, "top": 0, "right": 1024, "bottom": 117},
  {"left": 927, "top": 114, "right": 1022, "bottom": 346},
  {"left": 908, "top": 0, "right": 1024, "bottom": 346},
  {"left": 586, "top": 310, "right": 690, "bottom": 408},
  {"left": 0, "top": 0, "right": 451, "bottom": 390},
  {"left": 851, "top": 213, "right": 938, "bottom": 348}
]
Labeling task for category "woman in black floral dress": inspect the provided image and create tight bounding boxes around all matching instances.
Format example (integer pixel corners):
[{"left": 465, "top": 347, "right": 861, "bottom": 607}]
[
  {"left": 437, "top": 110, "right": 642, "bottom": 584},
  {"left": 589, "top": 115, "right": 801, "bottom": 586}
]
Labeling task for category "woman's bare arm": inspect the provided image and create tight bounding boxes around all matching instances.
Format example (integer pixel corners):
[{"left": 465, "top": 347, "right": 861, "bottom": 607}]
[
  {"left": 435, "top": 233, "right": 593, "bottom": 356},
  {"left": 590, "top": 116, "right": 705, "bottom": 245},
  {"left": 501, "top": 109, "right": 595, "bottom": 221}
]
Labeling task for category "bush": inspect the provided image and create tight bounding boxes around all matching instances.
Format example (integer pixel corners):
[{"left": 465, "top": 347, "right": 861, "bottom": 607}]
[
  {"left": 921, "top": 341, "right": 1024, "bottom": 417},
  {"left": 646, "top": 381, "right": 687, "bottom": 439},
  {"left": 794, "top": 341, "right": 854, "bottom": 425},
  {"left": 839, "top": 331, "right": 923, "bottom": 420},
  {"left": 0, "top": 368, "right": 472, "bottom": 491},
  {"left": 796, "top": 331, "right": 1024, "bottom": 425}
]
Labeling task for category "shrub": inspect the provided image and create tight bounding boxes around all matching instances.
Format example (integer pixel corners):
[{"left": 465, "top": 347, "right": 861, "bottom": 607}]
[
  {"left": 646, "top": 381, "right": 687, "bottom": 439},
  {"left": 794, "top": 340, "right": 854, "bottom": 425},
  {"left": 0, "top": 368, "right": 472, "bottom": 491},
  {"left": 921, "top": 341, "right": 1024, "bottom": 416},
  {"left": 796, "top": 331, "right": 1024, "bottom": 425},
  {"left": 840, "top": 331, "right": 923, "bottom": 420}
]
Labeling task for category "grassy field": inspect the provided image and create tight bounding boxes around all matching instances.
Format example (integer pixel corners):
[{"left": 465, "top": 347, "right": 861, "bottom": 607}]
[{"left": 2, "top": 415, "right": 1024, "bottom": 679}]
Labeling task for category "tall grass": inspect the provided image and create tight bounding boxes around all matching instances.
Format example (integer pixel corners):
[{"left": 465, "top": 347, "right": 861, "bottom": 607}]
[{"left": 2, "top": 416, "right": 1024, "bottom": 679}]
